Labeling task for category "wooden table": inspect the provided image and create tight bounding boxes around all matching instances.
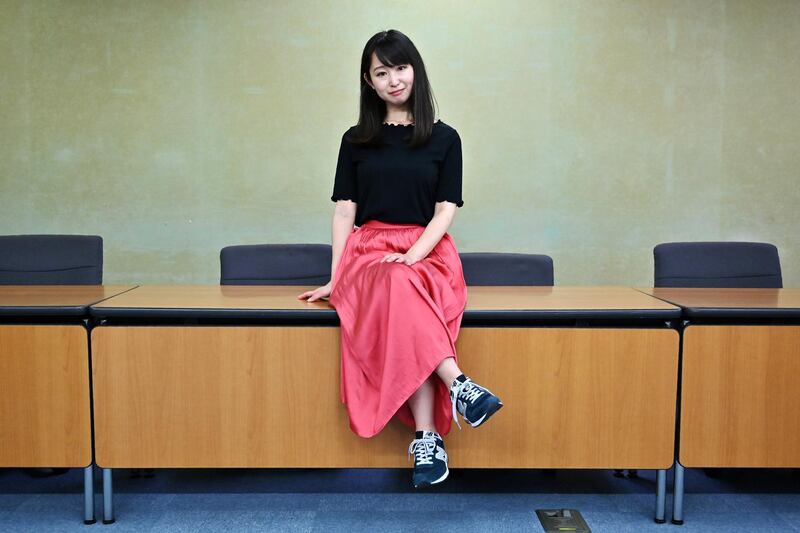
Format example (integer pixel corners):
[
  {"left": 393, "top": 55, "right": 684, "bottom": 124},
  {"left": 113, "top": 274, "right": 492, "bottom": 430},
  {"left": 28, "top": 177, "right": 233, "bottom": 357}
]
[
  {"left": 90, "top": 285, "right": 681, "bottom": 522},
  {"left": 0, "top": 285, "right": 135, "bottom": 524},
  {"left": 639, "top": 288, "right": 800, "bottom": 524}
]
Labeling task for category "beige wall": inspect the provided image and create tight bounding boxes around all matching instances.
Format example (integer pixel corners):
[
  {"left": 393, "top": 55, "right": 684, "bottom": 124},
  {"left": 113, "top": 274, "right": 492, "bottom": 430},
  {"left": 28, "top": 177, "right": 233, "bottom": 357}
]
[{"left": 1, "top": 1, "right": 798, "bottom": 285}]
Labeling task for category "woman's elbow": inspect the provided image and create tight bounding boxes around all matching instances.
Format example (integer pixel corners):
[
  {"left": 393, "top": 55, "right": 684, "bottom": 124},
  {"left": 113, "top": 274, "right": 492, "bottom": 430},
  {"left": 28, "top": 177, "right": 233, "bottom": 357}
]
[
  {"left": 334, "top": 199, "right": 357, "bottom": 219},
  {"left": 435, "top": 201, "right": 457, "bottom": 221}
]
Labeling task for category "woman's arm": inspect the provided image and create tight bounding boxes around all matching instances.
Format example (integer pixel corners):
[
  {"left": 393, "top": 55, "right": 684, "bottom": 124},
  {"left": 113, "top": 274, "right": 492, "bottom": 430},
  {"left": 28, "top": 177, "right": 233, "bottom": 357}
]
[
  {"left": 331, "top": 200, "right": 357, "bottom": 278},
  {"left": 381, "top": 201, "right": 457, "bottom": 265},
  {"left": 298, "top": 199, "right": 356, "bottom": 301}
]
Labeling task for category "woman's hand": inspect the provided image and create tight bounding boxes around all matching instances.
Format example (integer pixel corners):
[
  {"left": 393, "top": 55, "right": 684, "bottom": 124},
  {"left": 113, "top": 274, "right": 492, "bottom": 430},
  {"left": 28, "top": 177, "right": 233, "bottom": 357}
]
[
  {"left": 297, "top": 281, "right": 332, "bottom": 302},
  {"left": 380, "top": 252, "right": 423, "bottom": 266}
]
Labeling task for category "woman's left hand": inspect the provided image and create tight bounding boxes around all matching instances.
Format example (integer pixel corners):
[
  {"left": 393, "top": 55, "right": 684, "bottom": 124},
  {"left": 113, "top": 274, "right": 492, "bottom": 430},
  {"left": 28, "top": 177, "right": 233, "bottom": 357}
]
[{"left": 380, "top": 252, "right": 422, "bottom": 266}]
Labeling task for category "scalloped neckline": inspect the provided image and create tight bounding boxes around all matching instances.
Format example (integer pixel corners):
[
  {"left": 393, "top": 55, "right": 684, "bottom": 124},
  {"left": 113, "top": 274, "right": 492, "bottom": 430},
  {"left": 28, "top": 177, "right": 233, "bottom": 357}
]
[{"left": 382, "top": 119, "right": 442, "bottom": 128}]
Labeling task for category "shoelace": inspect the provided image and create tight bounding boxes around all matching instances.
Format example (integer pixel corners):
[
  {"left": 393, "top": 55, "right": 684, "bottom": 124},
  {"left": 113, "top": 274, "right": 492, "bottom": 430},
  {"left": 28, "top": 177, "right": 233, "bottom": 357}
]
[
  {"left": 407, "top": 438, "right": 436, "bottom": 466},
  {"left": 450, "top": 378, "right": 484, "bottom": 430},
  {"left": 461, "top": 382, "right": 484, "bottom": 402}
]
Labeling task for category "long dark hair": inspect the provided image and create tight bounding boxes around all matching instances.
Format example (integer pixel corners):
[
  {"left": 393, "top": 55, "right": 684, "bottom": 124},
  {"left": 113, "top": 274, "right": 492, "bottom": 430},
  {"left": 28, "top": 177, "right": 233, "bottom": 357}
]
[{"left": 351, "top": 30, "right": 438, "bottom": 148}]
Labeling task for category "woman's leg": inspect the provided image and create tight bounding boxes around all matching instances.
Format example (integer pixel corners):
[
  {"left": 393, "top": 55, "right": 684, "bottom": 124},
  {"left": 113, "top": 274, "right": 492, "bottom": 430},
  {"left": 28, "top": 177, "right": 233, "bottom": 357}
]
[
  {"left": 407, "top": 375, "right": 449, "bottom": 489},
  {"left": 435, "top": 356, "right": 504, "bottom": 429},
  {"left": 407, "top": 376, "right": 437, "bottom": 432},
  {"left": 434, "top": 356, "right": 462, "bottom": 386}
]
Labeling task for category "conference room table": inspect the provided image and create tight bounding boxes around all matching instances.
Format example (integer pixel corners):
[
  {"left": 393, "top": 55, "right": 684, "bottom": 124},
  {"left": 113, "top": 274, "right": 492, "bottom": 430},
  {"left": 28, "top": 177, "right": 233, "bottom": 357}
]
[
  {"left": 89, "top": 284, "right": 682, "bottom": 524},
  {"left": 0, "top": 284, "right": 136, "bottom": 524},
  {"left": 638, "top": 288, "right": 800, "bottom": 525}
]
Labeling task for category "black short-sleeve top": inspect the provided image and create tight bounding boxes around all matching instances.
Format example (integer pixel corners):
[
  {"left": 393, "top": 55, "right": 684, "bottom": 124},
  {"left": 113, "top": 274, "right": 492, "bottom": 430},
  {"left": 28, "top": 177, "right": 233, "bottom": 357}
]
[{"left": 330, "top": 120, "right": 463, "bottom": 227}]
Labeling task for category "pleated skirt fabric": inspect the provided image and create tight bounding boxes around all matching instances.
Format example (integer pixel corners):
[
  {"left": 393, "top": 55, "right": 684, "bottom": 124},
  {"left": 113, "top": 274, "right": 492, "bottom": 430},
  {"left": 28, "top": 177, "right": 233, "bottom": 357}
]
[{"left": 328, "top": 220, "right": 468, "bottom": 438}]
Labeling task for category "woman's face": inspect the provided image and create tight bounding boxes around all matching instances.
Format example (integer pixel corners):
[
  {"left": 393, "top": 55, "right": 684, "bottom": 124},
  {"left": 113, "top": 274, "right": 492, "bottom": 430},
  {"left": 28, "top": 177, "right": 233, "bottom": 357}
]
[{"left": 364, "top": 52, "right": 414, "bottom": 106}]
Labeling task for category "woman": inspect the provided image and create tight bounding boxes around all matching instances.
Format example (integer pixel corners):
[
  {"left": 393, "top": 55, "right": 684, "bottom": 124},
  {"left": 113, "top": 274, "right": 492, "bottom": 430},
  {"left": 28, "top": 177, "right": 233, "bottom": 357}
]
[{"left": 298, "top": 29, "right": 502, "bottom": 488}]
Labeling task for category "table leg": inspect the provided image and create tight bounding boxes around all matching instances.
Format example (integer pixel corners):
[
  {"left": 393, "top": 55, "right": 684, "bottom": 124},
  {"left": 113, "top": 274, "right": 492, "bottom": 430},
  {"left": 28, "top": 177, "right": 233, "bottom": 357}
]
[
  {"left": 83, "top": 466, "right": 96, "bottom": 524},
  {"left": 654, "top": 468, "right": 667, "bottom": 523},
  {"left": 672, "top": 462, "right": 685, "bottom": 525},
  {"left": 102, "top": 468, "right": 115, "bottom": 524}
]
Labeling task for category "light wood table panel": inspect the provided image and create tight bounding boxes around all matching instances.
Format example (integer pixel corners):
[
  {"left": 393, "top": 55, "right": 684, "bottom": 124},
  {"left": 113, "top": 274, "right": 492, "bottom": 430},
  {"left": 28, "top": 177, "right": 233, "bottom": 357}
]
[
  {"left": 92, "top": 326, "right": 678, "bottom": 469},
  {"left": 680, "top": 325, "right": 800, "bottom": 467},
  {"left": 637, "top": 288, "right": 800, "bottom": 318},
  {"left": 93, "top": 326, "right": 406, "bottom": 468},
  {"left": 92, "top": 285, "right": 679, "bottom": 317},
  {"left": 91, "top": 285, "right": 332, "bottom": 313},
  {"left": 452, "top": 328, "right": 678, "bottom": 468},
  {"left": 466, "top": 286, "right": 679, "bottom": 312},
  {"left": 0, "top": 285, "right": 136, "bottom": 314},
  {"left": 0, "top": 325, "right": 92, "bottom": 466}
]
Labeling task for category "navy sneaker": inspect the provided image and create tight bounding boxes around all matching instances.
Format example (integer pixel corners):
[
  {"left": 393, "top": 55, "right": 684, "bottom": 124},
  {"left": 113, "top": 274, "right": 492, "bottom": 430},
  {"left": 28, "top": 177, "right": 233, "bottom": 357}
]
[
  {"left": 450, "top": 375, "right": 503, "bottom": 429},
  {"left": 408, "top": 431, "right": 449, "bottom": 488}
]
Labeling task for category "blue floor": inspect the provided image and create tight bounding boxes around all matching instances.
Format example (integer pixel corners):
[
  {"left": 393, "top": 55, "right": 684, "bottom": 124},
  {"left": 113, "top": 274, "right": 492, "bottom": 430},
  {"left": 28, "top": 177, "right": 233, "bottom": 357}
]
[{"left": 1, "top": 468, "right": 798, "bottom": 532}]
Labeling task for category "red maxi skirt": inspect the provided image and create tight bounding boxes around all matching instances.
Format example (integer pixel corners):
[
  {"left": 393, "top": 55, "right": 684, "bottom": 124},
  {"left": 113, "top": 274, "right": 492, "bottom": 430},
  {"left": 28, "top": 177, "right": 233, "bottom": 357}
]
[{"left": 328, "top": 220, "right": 468, "bottom": 438}]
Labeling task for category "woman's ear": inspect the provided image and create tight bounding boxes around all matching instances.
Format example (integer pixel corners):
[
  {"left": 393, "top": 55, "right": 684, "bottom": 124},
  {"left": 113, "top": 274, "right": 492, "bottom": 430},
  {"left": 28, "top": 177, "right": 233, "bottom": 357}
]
[{"left": 363, "top": 72, "right": 374, "bottom": 90}]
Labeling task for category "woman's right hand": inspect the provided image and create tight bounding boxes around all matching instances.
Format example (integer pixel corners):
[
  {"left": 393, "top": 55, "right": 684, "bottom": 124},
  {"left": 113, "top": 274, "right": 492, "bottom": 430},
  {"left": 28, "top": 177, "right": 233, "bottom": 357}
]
[{"left": 297, "top": 281, "right": 332, "bottom": 302}]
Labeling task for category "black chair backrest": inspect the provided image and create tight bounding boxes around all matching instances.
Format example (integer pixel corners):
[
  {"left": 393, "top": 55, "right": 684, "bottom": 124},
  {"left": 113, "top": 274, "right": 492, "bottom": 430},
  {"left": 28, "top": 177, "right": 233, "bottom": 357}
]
[
  {"left": 220, "top": 244, "right": 332, "bottom": 285},
  {"left": 0, "top": 235, "right": 103, "bottom": 285},
  {"left": 460, "top": 252, "right": 554, "bottom": 286},
  {"left": 653, "top": 242, "right": 782, "bottom": 288}
]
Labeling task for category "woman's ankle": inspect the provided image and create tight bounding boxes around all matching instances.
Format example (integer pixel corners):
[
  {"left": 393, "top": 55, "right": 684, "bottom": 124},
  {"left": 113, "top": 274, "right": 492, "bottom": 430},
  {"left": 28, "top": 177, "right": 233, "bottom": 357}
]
[{"left": 435, "top": 356, "right": 462, "bottom": 385}]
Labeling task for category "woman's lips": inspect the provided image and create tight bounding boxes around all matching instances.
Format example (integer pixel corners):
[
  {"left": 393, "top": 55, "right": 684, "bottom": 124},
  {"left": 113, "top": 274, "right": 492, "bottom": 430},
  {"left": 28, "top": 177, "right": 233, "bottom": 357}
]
[{"left": 389, "top": 88, "right": 404, "bottom": 96}]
